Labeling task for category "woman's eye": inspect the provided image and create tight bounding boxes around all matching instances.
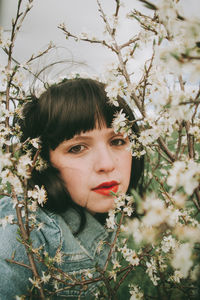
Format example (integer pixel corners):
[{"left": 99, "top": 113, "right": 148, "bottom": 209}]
[
  {"left": 111, "top": 138, "right": 126, "bottom": 146},
  {"left": 68, "top": 145, "right": 85, "bottom": 154}
]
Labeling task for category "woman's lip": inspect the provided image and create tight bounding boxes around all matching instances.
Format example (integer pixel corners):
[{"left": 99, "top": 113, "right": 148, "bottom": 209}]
[
  {"left": 93, "top": 181, "right": 119, "bottom": 189},
  {"left": 92, "top": 181, "right": 119, "bottom": 196}
]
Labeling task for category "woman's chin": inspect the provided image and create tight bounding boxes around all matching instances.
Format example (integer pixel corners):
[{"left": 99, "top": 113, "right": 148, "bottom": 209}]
[{"left": 86, "top": 198, "right": 115, "bottom": 215}]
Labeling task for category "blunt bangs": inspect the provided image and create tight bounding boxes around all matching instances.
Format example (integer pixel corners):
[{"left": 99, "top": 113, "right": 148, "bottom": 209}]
[{"left": 41, "top": 78, "right": 128, "bottom": 150}]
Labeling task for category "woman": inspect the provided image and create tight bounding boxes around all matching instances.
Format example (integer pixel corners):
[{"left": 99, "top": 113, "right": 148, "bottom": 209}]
[{"left": 0, "top": 78, "right": 144, "bottom": 299}]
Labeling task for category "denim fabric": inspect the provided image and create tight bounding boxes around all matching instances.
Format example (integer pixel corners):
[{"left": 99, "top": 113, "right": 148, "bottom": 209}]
[{"left": 0, "top": 197, "right": 114, "bottom": 299}]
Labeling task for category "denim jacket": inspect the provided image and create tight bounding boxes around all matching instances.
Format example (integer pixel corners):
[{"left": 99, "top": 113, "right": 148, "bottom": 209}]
[{"left": 0, "top": 196, "right": 114, "bottom": 299}]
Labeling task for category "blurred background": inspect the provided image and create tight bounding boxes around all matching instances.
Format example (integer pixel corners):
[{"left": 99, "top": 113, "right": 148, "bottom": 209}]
[
  {"left": 0, "top": 0, "right": 199, "bottom": 82},
  {"left": 0, "top": 0, "right": 142, "bottom": 78}
]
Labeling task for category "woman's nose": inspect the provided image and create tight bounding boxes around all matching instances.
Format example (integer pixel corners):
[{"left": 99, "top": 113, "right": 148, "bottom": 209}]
[{"left": 94, "top": 145, "right": 115, "bottom": 173}]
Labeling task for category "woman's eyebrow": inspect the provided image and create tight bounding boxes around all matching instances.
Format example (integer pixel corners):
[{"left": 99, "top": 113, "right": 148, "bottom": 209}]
[
  {"left": 62, "top": 129, "right": 123, "bottom": 146},
  {"left": 62, "top": 135, "right": 93, "bottom": 145},
  {"left": 76, "top": 130, "right": 123, "bottom": 139}
]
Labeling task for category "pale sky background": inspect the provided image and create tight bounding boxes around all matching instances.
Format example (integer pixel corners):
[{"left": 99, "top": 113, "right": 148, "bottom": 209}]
[
  {"left": 0, "top": 0, "right": 200, "bottom": 84},
  {"left": 0, "top": 0, "right": 143, "bottom": 79}
]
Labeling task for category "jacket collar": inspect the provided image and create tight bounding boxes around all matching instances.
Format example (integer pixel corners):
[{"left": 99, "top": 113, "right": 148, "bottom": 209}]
[{"left": 61, "top": 208, "right": 113, "bottom": 260}]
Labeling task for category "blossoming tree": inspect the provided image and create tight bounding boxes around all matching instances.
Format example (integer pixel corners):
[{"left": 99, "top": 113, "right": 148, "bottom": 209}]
[{"left": 0, "top": 0, "right": 200, "bottom": 299}]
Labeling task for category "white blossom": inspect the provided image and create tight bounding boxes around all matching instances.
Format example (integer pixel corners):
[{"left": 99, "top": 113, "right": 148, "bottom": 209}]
[
  {"left": 54, "top": 249, "right": 63, "bottom": 265},
  {"left": 0, "top": 152, "right": 12, "bottom": 171},
  {"left": 17, "top": 154, "right": 32, "bottom": 178},
  {"left": 169, "top": 270, "right": 184, "bottom": 283},
  {"left": 146, "top": 258, "right": 160, "bottom": 286},
  {"left": 109, "top": 270, "right": 117, "bottom": 281},
  {"left": 171, "top": 243, "right": 193, "bottom": 278},
  {"left": 189, "top": 125, "right": 200, "bottom": 137},
  {"left": 0, "top": 215, "right": 14, "bottom": 229},
  {"left": 28, "top": 277, "right": 41, "bottom": 289},
  {"left": 172, "top": 193, "right": 186, "bottom": 208},
  {"left": 142, "top": 196, "right": 168, "bottom": 227},
  {"left": 161, "top": 235, "right": 177, "bottom": 253},
  {"left": 157, "top": 0, "right": 178, "bottom": 32},
  {"left": 129, "top": 285, "right": 144, "bottom": 300},
  {"left": 112, "top": 259, "right": 121, "bottom": 269},
  {"left": 125, "top": 250, "right": 140, "bottom": 266},
  {"left": 28, "top": 185, "right": 47, "bottom": 206},
  {"left": 123, "top": 205, "right": 133, "bottom": 216},
  {"left": 167, "top": 160, "right": 200, "bottom": 195},
  {"left": 175, "top": 224, "right": 200, "bottom": 244},
  {"left": 28, "top": 200, "right": 38, "bottom": 212},
  {"left": 41, "top": 271, "right": 51, "bottom": 284},
  {"left": 106, "top": 210, "right": 116, "bottom": 229},
  {"left": 138, "top": 128, "right": 160, "bottom": 147},
  {"left": 112, "top": 109, "right": 127, "bottom": 133},
  {"left": 120, "top": 245, "right": 132, "bottom": 258},
  {"left": 30, "top": 138, "right": 40, "bottom": 149},
  {"left": 167, "top": 208, "right": 181, "bottom": 227},
  {"left": 84, "top": 269, "right": 93, "bottom": 279},
  {"left": 125, "top": 218, "right": 143, "bottom": 244},
  {"left": 114, "top": 193, "right": 126, "bottom": 209},
  {"left": 1, "top": 170, "right": 23, "bottom": 194}
]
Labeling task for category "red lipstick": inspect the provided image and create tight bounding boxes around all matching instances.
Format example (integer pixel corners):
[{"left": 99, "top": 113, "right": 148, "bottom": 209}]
[{"left": 92, "top": 181, "right": 119, "bottom": 196}]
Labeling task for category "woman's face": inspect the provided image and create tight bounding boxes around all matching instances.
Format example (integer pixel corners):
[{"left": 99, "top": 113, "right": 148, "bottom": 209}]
[{"left": 50, "top": 124, "right": 132, "bottom": 214}]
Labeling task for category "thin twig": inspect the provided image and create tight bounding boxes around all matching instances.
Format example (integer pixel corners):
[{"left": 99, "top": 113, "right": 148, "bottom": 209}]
[
  {"left": 112, "top": 0, "right": 120, "bottom": 36},
  {"left": 6, "top": 258, "right": 32, "bottom": 270},
  {"left": 104, "top": 212, "right": 125, "bottom": 272},
  {"left": 175, "top": 122, "right": 183, "bottom": 160},
  {"left": 157, "top": 137, "right": 175, "bottom": 162},
  {"left": 12, "top": 188, "right": 45, "bottom": 299},
  {"left": 185, "top": 121, "right": 195, "bottom": 159},
  {"left": 58, "top": 25, "right": 117, "bottom": 53}
]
